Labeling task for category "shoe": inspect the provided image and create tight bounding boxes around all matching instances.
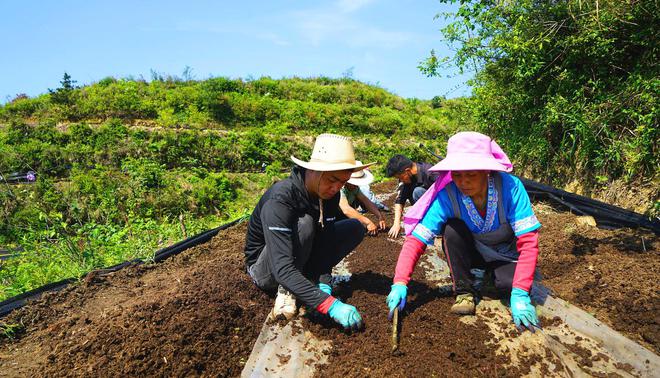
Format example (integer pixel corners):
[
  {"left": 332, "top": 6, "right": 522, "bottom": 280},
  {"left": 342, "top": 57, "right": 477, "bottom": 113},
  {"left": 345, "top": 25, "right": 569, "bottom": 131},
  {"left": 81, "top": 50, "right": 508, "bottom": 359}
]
[
  {"left": 450, "top": 293, "right": 476, "bottom": 315},
  {"left": 270, "top": 285, "right": 297, "bottom": 320}
]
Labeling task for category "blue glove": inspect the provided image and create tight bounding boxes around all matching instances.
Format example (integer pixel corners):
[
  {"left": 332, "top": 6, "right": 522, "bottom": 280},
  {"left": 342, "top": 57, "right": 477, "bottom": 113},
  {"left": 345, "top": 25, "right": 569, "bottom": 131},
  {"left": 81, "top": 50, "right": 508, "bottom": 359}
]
[
  {"left": 510, "top": 288, "right": 540, "bottom": 332},
  {"left": 386, "top": 284, "right": 408, "bottom": 320},
  {"left": 328, "top": 300, "right": 364, "bottom": 331},
  {"left": 318, "top": 283, "right": 332, "bottom": 295}
]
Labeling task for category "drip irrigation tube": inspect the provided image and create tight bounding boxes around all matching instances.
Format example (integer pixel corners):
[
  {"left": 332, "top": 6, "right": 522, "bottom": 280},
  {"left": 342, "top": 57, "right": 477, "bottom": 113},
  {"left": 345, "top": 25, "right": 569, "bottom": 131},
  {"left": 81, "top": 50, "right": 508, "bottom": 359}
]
[
  {"left": 520, "top": 178, "right": 659, "bottom": 233},
  {"left": 0, "top": 216, "right": 247, "bottom": 318}
]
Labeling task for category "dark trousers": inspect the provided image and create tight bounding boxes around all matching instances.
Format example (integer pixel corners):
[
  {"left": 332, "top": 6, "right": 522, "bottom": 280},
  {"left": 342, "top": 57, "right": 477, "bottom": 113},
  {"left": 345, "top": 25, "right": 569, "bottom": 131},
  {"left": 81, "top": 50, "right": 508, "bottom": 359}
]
[
  {"left": 248, "top": 215, "right": 365, "bottom": 290},
  {"left": 442, "top": 218, "right": 516, "bottom": 295}
]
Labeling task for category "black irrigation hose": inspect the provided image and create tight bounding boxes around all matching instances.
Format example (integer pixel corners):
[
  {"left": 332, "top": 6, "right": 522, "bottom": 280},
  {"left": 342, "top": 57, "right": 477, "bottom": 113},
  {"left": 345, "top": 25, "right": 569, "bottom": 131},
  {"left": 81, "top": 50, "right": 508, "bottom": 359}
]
[
  {"left": 0, "top": 216, "right": 248, "bottom": 318},
  {"left": 520, "top": 178, "right": 659, "bottom": 233}
]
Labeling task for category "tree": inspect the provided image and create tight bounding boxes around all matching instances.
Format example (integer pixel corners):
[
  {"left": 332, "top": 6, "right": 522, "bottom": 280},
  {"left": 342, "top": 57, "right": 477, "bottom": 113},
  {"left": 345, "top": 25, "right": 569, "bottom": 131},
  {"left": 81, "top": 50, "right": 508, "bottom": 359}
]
[
  {"left": 49, "top": 72, "right": 77, "bottom": 105},
  {"left": 422, "top": 0, "right": 659, "bottom": 183}
]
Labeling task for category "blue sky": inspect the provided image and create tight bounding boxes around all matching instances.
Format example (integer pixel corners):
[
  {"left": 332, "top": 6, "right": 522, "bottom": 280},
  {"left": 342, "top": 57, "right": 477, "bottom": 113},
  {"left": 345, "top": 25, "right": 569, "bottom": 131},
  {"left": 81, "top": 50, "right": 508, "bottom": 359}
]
[{"left": 1, "top": 0, "right": 472, "bottom": 103}]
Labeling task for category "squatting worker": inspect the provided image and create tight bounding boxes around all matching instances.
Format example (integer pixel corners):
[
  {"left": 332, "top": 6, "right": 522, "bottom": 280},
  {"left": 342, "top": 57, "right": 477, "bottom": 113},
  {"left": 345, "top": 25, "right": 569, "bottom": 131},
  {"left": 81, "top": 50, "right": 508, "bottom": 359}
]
[
  {"left": 386, "top": 155, "right": 439, "bottom": 238},
  {"left": 244, "top": 134, "right": 373, "bottom": 331},
  {"left": 386, "top": 132, "right": 541, "bottom": 332},
  {"left": 339, "top": 162, "right": 387, "bottom": 236}
]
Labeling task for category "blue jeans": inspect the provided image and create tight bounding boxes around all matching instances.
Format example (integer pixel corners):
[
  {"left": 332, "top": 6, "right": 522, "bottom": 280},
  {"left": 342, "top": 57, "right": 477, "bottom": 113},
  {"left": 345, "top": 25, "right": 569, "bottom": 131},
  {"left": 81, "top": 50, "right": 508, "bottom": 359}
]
[{"left": 411, "top": 186, "right": 427, "bottom": 205}]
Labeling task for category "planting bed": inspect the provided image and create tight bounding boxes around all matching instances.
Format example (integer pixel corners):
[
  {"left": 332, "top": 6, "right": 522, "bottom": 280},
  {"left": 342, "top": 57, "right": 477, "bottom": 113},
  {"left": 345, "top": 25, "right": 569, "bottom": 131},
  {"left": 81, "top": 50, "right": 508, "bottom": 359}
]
[
  {"left": 0, "top": 223, "right": 271, "bottom": 377},
  {"left": 0, "top": 180, "right": 657, "bottom": 377}
]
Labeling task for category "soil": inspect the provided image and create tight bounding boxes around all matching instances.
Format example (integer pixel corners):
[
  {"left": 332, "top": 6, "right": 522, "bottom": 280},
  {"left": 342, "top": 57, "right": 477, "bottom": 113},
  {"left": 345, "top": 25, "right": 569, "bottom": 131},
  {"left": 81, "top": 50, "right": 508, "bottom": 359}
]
[
  {"left": 0, "top": 223, "right": 271, "bottom": 377},
  {"left": 534, "top": 203, "right": 659, "bottom": 354},
  {"left": 301, "top": 233, "right": 517, "bottom": 377},
  {"left": 0, "top": 179, "right": 657, "bottom": 376}
]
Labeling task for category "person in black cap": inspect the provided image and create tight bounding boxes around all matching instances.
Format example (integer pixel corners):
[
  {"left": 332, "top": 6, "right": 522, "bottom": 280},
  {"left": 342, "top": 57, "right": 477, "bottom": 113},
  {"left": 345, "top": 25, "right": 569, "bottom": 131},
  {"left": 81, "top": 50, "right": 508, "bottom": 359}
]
[{"left": 386, "top": 154, "right": 438, "bottom": 238}]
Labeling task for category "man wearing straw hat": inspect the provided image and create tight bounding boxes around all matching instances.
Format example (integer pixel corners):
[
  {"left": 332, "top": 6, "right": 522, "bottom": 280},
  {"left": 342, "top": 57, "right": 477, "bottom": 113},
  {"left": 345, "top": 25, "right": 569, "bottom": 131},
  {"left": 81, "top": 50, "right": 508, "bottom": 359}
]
[
  {"left": 244, "top": 134, "right": 373, "bottom": 330},
  {"left": 339, "top": 162, "right": 387, "bottom": 236}
]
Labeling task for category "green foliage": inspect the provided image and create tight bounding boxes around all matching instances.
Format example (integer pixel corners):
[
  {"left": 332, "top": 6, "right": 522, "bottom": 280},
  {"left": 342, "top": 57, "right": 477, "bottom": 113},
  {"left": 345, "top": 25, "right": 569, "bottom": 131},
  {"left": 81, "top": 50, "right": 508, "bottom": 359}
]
[
  {"left": 426, "top": 0, "right": 658, "bottom": 185},
  {"left": 430, "top": 95, "right": 445, "bottom": 109},
  {"left": 0, "top": 74, "right": 476, "bottom": 301}
]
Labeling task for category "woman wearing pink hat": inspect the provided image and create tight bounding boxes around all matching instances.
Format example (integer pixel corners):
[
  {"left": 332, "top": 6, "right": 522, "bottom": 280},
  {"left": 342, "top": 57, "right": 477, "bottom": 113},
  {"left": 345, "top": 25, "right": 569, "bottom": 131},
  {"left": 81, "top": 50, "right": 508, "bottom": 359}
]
[{"left": 386, "top": 131, "right": 541, "bottom": 332}]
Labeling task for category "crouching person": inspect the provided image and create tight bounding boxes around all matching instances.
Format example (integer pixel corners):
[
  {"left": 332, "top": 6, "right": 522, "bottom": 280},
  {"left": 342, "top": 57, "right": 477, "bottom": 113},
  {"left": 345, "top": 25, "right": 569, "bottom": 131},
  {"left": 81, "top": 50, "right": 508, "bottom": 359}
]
[
  {"left": 386, "top": 132, "right": 541, "bottom": 332},
  {"left": 244, "top": 134, "right": 372, "bottom": 331}
]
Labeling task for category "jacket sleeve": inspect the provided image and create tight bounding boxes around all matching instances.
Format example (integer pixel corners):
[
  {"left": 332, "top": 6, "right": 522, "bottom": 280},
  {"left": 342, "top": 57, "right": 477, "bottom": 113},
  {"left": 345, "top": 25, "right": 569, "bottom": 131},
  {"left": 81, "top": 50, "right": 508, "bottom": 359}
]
[
  {"left": 260, "top": 199, "right": 329, "bottom": 308},
  {"left": 512, "top": 230, "right": 539, "bottom": 292}
]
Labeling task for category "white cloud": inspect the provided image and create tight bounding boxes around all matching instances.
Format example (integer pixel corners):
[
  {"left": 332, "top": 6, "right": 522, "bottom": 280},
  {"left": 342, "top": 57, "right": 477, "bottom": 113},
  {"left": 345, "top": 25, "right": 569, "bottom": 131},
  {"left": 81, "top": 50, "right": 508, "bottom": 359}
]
[{"left": 291, "top": 3, "right": 414, "bottom": 49}]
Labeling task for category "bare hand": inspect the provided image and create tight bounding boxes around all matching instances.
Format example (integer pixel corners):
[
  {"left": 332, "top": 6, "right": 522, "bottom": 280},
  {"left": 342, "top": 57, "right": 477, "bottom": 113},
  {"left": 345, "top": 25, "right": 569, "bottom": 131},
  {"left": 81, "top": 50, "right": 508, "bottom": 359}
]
[
  {"left": 388, "top": 223, "right": 401, "bottom": 238},
  {"left": 378, "top": 219, "right": 386, "bottom": 230},
  {"left": 366, "top": 221, "right": 378, "bottom": 236}
]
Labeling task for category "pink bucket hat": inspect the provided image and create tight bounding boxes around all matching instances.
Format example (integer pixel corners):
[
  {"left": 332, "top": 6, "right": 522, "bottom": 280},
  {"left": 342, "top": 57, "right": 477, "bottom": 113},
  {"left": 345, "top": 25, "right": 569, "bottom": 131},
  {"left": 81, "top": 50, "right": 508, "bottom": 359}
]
[{"left": 429, "top": 131, "right": 513, "bottom": 173}]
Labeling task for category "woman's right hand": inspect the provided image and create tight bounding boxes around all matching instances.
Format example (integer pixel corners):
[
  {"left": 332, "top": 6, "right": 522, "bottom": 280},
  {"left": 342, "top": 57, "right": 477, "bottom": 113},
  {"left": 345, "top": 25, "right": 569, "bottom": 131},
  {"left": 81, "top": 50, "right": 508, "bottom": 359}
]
[{"left": 386, "top": 283, "right": 408, "bottom": 319}]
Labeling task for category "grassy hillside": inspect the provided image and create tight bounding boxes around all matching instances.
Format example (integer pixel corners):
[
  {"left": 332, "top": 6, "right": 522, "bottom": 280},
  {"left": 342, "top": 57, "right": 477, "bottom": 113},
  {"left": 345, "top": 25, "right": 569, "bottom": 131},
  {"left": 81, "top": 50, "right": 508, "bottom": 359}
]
[{"left": 0, "top": 76, "right": 474, "bottom": 300}]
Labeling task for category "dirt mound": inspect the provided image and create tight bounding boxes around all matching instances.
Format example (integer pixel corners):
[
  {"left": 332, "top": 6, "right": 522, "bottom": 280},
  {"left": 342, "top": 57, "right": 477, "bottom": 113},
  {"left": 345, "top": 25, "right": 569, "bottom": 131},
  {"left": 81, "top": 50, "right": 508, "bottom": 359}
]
[{"left": 0, "top": 223, "right": 271, "bottom": 377}]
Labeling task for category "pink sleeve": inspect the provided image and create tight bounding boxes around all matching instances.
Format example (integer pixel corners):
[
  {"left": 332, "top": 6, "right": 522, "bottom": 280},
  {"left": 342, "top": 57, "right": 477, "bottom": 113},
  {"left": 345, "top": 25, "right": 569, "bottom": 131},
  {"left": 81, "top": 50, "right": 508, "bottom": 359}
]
[
  {"left": 393, "top": 236, "right": 427, "bottom": 285},
  {"left": 512, "top": 231, "right": 539, "bottom": 292}
]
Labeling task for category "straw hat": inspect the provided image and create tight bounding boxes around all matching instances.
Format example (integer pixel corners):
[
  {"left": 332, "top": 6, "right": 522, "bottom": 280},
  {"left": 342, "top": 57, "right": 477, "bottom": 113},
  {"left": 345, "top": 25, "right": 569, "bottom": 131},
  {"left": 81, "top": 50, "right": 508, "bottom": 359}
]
[
  {"left": 291, "top": 134, "right": 375, "bottom": 172},
  {"left": 429, "top": 132, "right": 513, "bottom": 172},
  {"left": 347, "top": 162, "right": 374, "bottom": 185}
]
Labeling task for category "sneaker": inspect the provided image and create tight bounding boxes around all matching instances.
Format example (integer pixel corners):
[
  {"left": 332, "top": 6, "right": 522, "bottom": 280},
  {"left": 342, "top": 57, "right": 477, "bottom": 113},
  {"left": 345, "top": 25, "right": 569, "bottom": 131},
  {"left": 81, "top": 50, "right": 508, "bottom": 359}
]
[
  {"left": 450, "top": 293, "right": 476, "bottom": 315},
  {"left": 270, "top": 285, "right": 297, "bottom": 320}
]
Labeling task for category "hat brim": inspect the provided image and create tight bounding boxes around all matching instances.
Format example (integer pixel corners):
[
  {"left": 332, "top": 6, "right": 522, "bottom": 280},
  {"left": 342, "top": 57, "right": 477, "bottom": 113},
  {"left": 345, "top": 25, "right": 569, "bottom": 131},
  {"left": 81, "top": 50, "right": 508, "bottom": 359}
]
[
  {"left": 291, "top": 156, "right": 375, "bottom": 172},
  {"left": 429, "top": 153, "right": 510, "bottom": 172},
  {"left": 347, "top": 169, "right": 374, "bottom": 186}
]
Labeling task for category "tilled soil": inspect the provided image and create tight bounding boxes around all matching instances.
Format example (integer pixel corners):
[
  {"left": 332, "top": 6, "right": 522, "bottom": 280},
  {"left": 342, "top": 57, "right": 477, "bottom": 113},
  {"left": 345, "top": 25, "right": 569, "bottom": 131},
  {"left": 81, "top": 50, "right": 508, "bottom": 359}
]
[
  {"left": 302, "top": 235, "right": 517, "bottom": 377},
  {"left": 0, "top": 223, "right": 271, "bottom": 377},
  {"left": 0, "top": 179, "right": 657, "bottom": 376},
  {"left": 534, "top": 204, "right": 659, "bottom": 354}
]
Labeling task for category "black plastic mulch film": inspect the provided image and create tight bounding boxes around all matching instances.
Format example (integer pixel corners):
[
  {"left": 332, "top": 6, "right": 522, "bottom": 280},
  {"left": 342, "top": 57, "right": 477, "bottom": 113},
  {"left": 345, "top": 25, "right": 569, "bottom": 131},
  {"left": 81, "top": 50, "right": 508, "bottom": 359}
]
[{"left": 1, "top": 180, "right": 658, "bottom": 318}]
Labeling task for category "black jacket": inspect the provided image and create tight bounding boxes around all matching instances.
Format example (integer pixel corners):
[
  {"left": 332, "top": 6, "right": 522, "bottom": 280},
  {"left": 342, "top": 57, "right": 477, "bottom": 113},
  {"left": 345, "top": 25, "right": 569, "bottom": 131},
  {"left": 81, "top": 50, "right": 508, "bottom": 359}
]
[{"left": 244, "top": 166, "right": 340, "bottom": 308}]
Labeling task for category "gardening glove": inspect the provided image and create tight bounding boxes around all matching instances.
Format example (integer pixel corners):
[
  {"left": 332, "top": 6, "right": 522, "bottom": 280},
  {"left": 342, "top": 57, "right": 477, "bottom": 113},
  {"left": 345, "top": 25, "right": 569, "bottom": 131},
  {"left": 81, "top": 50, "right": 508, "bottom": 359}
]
[
  {"left": 328, "top": 300, "right": 364, "bottom": 331},
  {"left": 318, "top": 283, "right": 332, "bottom": 295},
  {"left": 386, "top": 283, "right": 407, "bottom": 320},
  {"left": 510, "top": 288, "right": 540, "bottom": 332}
]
